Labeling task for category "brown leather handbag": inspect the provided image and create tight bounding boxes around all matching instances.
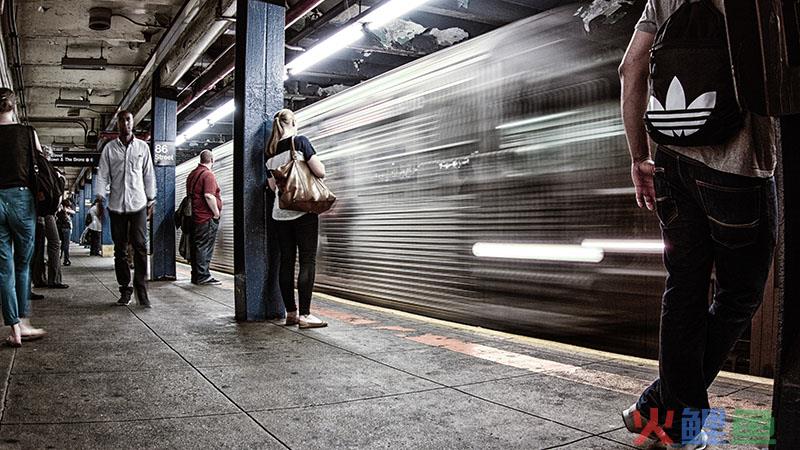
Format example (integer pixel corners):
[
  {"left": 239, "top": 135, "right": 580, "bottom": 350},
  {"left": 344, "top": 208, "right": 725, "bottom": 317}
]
[{"left": 271, "top": 137, "right": 336, "bottom": 214}]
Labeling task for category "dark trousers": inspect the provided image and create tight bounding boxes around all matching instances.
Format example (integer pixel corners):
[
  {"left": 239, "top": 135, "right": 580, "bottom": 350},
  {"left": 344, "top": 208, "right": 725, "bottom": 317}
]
[
  {"left": 276, "top": 213, "right": 319, "bottom": 316},
  {"left": 109, "top": 209, "right": 148, "bottom": 294},
  {"left": 637, "top": 148, "right": 777, "bottom": 440},
  {"left": 89, "top": 230, "right": 102, "bottom": 256},
  {"left": 43, "top": 215, "right": 61, "bottom": 285},
  {"left": 189, "top": 218, "right": 219, "bottom": 283},
  {"left": 31, "top": 218, "right": 47, "bottom": 287},
  {"left": 59, "top": 227, "right": 71, "bottom": 262}
]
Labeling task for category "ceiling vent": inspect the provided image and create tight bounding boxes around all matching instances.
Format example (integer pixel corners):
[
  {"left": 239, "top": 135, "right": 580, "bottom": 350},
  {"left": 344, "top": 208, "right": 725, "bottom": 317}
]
[
  {"left": 89, "top": 7, "right": 112, "bottom": 31},
  {"left": 55, "top": 98, "right": 91, "bottom": 109},
  {"left": 61, "top": 57, "right": 107, "bottom": 70}
]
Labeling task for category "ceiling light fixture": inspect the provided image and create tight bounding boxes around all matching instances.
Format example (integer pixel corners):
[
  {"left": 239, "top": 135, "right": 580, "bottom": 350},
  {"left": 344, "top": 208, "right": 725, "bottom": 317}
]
[
  {"left": 285, "top": 0, "right": 433, "bottom": 76},
  {"left": 175, "top": 99, "right": 235, "bottom": 146}
]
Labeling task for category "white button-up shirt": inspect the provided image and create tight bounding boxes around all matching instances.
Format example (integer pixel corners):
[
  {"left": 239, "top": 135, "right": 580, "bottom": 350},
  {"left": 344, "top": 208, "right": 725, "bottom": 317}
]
[{"left": 95, "top": 137, "right": 156, "bottom": 214}]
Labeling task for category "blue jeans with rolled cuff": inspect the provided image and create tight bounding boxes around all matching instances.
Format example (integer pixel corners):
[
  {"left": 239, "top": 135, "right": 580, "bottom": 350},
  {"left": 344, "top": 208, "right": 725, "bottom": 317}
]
[
  {"left": 0, "top": 187, "right": 36, "bottom": 326},
  {"left": 636, "top": 147, "right": 777, "bottom": 441}
]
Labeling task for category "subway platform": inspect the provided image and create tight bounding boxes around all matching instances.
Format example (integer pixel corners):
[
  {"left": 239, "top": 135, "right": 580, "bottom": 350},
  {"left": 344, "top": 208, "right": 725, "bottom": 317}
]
[{"left": 0, "top": 250, "right": 772, "bottom": 449}]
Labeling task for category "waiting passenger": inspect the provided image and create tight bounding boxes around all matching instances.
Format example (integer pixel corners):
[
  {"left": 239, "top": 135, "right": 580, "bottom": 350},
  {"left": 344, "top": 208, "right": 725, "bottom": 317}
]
[
  {"left": 186, "top": 150, "right": 222, "bottom": 285},
  {"left": 265, "top": 109, "right": 327, "bottom": 329},
  {"left": 56, "top": 199, "right": 75, "bottom": 265},
  {"left": 0, "top": 87, "right": 47, "bottom": 346},
  {"left": 95, "top": 111, "right": 157, "bottom": 308},
  {"left": 87, "top": 198, "right": 104, "bottom": 256},
  {"left": 619, "top": 1, "right": 776, "bottom": 447}
]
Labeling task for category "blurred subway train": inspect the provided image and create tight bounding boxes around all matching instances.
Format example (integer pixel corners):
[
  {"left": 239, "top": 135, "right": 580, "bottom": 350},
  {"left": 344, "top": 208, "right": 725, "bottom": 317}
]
[{"left": 175, "top": 2, "right": 760, "bottom": 372}]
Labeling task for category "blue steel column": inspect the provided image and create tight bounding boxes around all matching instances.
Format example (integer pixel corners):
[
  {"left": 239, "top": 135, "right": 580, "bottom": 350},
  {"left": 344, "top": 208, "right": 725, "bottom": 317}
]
[
  {"left": 773, "top": 114, "right": 799, "bottom": 449},
  {"left": 149, "top": 72, "right": 177, "bottom": 281},
  {"left": 233, "top": 0, "right": 285, "bottom": 321}
]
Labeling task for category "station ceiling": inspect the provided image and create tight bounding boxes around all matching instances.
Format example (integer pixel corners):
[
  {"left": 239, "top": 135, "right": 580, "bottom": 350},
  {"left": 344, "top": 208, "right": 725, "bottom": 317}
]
[{"left": 1, "top": 0, "right": 572, "bottom": 188}]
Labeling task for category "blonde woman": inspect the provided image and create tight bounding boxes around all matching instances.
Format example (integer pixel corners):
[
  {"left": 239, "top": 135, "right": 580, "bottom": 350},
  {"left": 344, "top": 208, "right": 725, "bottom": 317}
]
[{"left": 265, "top": 109, "right": 327, "bottom": 329}]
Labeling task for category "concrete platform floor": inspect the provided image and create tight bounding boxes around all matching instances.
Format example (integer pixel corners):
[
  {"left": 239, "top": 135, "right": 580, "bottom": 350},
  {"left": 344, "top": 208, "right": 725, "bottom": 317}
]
[{"left": 0, "top": 250, "right": 773, "bottom": 449}]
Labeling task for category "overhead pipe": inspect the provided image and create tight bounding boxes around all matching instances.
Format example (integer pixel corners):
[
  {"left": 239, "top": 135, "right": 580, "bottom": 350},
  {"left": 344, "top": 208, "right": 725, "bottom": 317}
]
[
  {"left": 2, "top": 0, "right": 28, "bottom": 121},
  {"left": 28, "top": 117, "right": 89, "bottom": 135},
  {"left": 176, "top": 0, "right": 329, "bottom": 116},
  {"left": 107, "top": 0, "right": 236, "bottom": 130},
  {"left": 177, "top": 43, "right": 235, "bottom": 114}
]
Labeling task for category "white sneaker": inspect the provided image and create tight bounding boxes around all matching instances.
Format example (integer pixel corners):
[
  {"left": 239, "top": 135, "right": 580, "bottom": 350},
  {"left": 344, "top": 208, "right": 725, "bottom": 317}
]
[
  {"left": 298, "top": 314, "right": 327, "bottom": 329},
  {"left": 19, "top": 318, "right": 47, "bottom": 341}
]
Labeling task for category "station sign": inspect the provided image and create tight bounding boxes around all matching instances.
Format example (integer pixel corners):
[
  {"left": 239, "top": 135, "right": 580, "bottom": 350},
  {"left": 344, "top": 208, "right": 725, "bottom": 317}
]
[
  {"left": 153, "top": 141, "right": 176, "bottom": 166},
  {"left": 50, "top": 151, "right": 101, "bottom": 167}
]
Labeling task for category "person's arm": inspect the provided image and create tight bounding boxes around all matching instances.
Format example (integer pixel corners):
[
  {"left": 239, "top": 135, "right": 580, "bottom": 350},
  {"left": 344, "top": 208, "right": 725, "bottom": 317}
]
[
  {"left": 202, "top": 174, "right": 221, "bottom": 219},
  {"left": 95, "top": 147, "right": 111, "bottom": 202},
  {"left": 619, "top": 30, "right": 656, "bottom": 211},
  {"left": 141, "top": 143, "right": 157, "bottom": 216},
  {"left": 299, "top": 136, "right": 326, "bottom": 178},
  {"left": 32, "top": 130, "right": 44, "bottom": 156},
  {"left": 307, "top": 156, "right": 326, "bottom": 179}
]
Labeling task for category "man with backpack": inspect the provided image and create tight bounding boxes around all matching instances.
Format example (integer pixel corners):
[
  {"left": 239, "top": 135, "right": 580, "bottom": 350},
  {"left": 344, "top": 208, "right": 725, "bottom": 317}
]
[
  {"left": 618, "top": 1, "right": 777, "bottom": 448},
  {"left": 95, "top": 111, "right": 157, "bottom": 308}
]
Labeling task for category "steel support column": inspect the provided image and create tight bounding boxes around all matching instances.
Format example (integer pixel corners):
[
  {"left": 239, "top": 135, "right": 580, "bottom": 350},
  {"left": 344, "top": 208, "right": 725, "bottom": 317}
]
[
  {"left": 773, "top": 114, "right": 799, "bottom": 449},
  {"left": 233, "top": 0, "right": 285, "bottom": 321},
  {"left": 149, "top": 72, "right": 178, "bottom": 281}
]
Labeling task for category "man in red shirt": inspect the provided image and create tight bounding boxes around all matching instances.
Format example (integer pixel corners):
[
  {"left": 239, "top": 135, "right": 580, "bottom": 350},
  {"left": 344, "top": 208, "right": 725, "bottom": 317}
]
[{"left": 186, "top": 150, "right": 222, "bottom": 285}]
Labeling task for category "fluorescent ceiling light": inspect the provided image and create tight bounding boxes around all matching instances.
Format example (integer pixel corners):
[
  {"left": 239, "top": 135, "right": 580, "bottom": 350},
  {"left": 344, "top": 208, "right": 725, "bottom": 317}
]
[
  {"left": 580, "top": 239, "right": 664, "bottom": 254},
  {"left": 472, "top": 242, "right": 604, "bottom": 263},
  {"left": 175, "top": 99, "right": 234, "bottom": 146},
  {"left": 362, "top": 0, "right": 433, "bottom": 30},
  {"left": 286, "top": 23, "right": 363, "bottom": 75},
  {"left": 285, "top": 0, "right": 433, "bottom": 76}
]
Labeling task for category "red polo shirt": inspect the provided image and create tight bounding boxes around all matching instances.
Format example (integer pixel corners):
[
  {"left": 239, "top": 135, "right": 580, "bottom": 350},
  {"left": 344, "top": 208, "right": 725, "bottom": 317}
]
[{"left": 186, "top": 164, "right": 222, "bottom": 225}]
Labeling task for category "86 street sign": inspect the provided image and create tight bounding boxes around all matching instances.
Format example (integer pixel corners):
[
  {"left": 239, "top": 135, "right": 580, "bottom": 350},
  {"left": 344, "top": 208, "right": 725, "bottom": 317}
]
[{"left": 154, "top": 141, "right": 176, "bottom": 166}]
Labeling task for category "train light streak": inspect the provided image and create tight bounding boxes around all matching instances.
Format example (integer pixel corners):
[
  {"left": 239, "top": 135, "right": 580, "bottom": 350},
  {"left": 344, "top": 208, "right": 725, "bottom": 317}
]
[
  {"left": 580, "top": 239, "right": 664, "bottom": 254},
  {"left": 472, "top": 243, "right": 604, "bottom": 263}
]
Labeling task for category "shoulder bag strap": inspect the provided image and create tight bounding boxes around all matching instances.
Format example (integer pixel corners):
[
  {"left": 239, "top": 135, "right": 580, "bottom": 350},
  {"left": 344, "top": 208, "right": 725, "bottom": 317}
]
[
  {"left": 27, "top": 126, "right": 38, "bottom": 190},
  {"left": 290, "top": 136, "right": 298, "bottom": 161},
  {"left": 189, "top": 168, "right": 205, "bottom": 199}
]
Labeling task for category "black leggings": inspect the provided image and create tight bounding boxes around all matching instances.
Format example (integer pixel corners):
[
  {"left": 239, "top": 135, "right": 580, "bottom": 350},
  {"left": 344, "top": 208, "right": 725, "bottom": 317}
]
[{"left": 276, "top": 213, "right": 319, "bottom": 316}]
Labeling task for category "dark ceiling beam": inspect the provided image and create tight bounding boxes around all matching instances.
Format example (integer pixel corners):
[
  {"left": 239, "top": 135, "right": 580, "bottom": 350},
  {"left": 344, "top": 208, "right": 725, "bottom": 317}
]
[
  {"left": 416, "top": 5, "right": 507, "bottom": 26},
  {"left": 287, "top": 0, "right": 353, "bottom": 46}
]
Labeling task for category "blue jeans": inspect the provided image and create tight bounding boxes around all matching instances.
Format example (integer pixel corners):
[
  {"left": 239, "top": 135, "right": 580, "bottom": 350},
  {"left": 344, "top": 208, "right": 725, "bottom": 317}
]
[
  {"left": 636, "top": 148, "right": 777, "bottom": 440},
  {"left": 0, "top": 187, "right": 36, "bottom": 326}
]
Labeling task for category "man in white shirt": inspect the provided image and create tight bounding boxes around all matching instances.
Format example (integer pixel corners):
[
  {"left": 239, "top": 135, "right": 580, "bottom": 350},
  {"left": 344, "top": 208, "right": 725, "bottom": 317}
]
[{"left": 95, "top": 111, "right": 157, "bottom": 307}]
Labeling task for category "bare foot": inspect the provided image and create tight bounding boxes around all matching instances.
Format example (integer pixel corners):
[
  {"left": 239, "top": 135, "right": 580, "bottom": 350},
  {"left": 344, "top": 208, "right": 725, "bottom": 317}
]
[{"left": 6, "top": 324, "right": 22, "bottom": 347}]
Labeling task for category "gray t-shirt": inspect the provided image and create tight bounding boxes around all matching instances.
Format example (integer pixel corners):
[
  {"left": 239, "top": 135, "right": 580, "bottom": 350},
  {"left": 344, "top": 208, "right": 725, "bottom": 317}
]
[{"left": 636, "top": 0, "right": 776, "bottom": 178}]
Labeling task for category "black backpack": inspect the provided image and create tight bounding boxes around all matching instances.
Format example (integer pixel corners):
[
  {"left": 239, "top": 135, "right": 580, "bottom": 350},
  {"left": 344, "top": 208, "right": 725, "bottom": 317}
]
[
  {"left": 643, "top": 0, "right": 743, "bottom": 147},
  {"left": 27, "top": 127, "right": 65, "bottom": 216}
]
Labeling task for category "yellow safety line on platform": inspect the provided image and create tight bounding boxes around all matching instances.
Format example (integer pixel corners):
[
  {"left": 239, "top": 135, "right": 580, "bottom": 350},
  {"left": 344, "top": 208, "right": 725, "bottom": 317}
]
[
  {"left": 173, "top": 263, "right": 771, "bottom": 387},
  {"left": 313, "top": 292, "right": 773, "bottom": 387}
]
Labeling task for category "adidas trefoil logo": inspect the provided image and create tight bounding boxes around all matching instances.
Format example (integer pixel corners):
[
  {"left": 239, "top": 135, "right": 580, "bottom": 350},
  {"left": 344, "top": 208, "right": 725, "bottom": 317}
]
[{"left": 646, "top": 77, "right": 716, "bottom": 137}]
